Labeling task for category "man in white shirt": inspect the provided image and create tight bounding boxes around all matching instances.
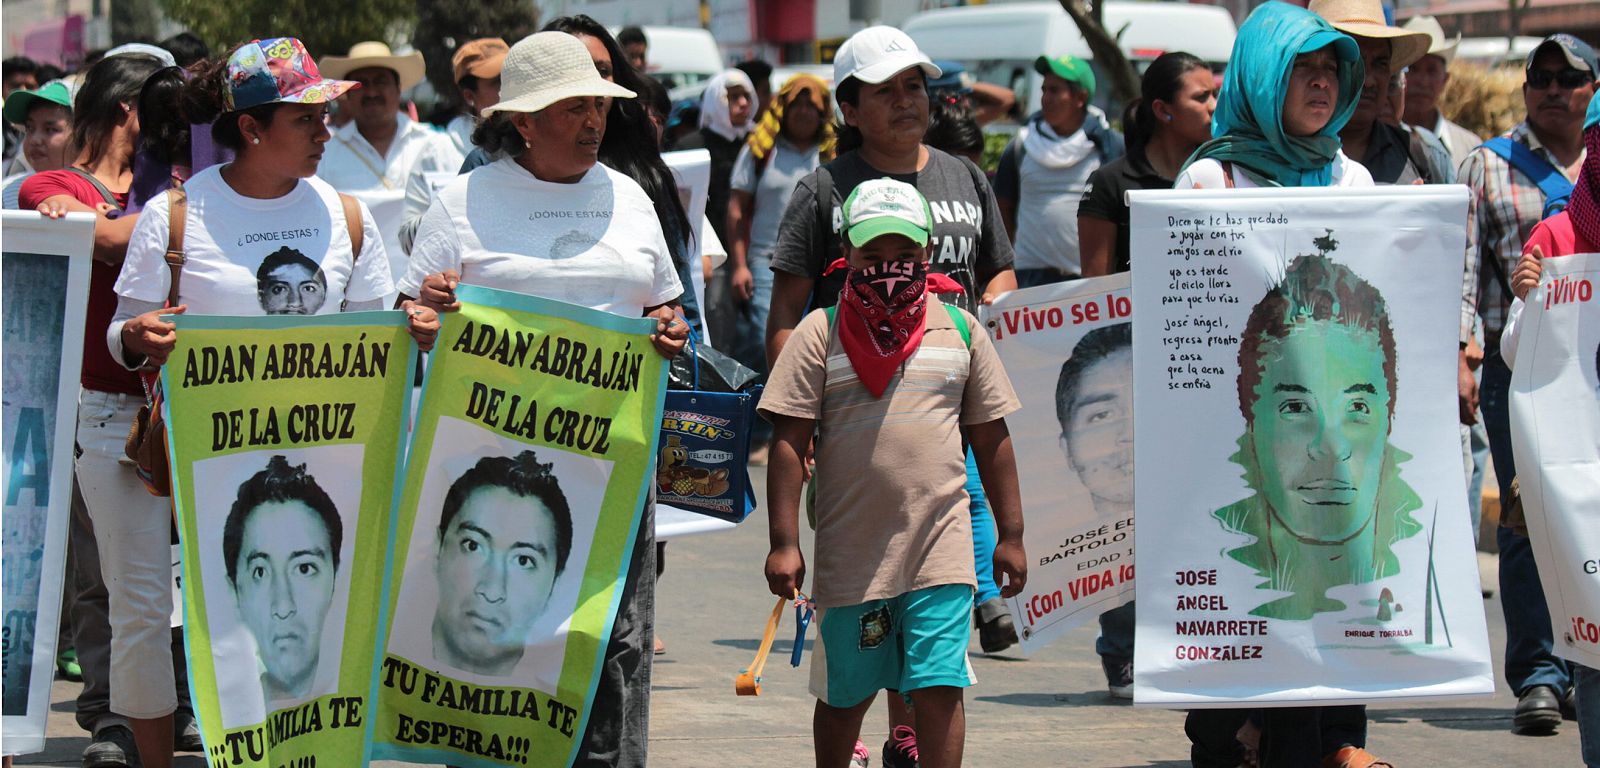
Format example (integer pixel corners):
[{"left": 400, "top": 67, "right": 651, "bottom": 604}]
[
  {"left": 316, "top": 41, "right": 463, "bottom": 193},
  {"left": 1402, "top": 15, "right": 1484, "bottom": 168}
]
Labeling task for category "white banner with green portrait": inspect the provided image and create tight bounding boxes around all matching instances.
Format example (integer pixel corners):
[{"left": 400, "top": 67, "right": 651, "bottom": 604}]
[{"left": 1128, "top": 187, "right": 1493, "bottom": 706}]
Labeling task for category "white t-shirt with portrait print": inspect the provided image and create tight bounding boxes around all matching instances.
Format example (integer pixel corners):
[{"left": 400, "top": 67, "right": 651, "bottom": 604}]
[
  {"left": 398, "top": 157, "right": 683, "bottom": 318},
  {"left": 115, "top": 165, "right": 394, "bottom": 314}
]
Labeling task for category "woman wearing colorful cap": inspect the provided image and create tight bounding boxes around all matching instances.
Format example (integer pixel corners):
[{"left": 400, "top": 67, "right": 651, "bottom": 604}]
[
  {"left": 112, "top": 36, "right": 436, "bottom": 356},
  {"left": 402, "top": 31, "right": 687, "bottom": 767},
  {"left": 103, "top": 41, "right": 437, "bottom": 752},
  {"left": 1174, "top": 4, "right": 1381, "bottom": 768},
  {"left": 1, "top": 79, "right": 73, "bottom": 208}
]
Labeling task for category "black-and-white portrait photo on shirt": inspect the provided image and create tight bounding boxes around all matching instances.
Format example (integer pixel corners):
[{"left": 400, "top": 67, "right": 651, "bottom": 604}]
[{"left": 256, "top": 247, "right": 330, "bottom": 315}]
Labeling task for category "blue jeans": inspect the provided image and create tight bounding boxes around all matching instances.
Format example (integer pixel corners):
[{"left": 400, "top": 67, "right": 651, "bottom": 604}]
[
  {"left": 1096, "top": 601, "right": 1135, "bottom": 662},
  {"left": 1483, "top": 349, "right": 1571, "bottom": 694},
  {"left": 1577, "top": 664, "right": 1600, "bottom": 766},
  {"left": 966, "top": 449, "right": 999, "bottom": 605},
  {"left": 735, "top": 251, "right": 775, "bottom": 442},
  {"left": 1014, "top": 267, "right": 1078, "bottom": 289}
]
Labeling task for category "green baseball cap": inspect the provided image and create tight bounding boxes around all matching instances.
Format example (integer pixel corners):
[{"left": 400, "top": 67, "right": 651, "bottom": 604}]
[
  {"left": 3, "top": 80, "right": 73, "bottom": 125},
  {"left": 842, "top": 178, "right": 934, "bottom": 248},
  {"left": 1034, "top": 54, "right": 1096, "bottom": 99}
]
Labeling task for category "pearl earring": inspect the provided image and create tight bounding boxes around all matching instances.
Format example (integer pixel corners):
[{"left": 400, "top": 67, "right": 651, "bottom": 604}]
[{"left": 251, "top": 137, "right": 260, "bottom": 144}]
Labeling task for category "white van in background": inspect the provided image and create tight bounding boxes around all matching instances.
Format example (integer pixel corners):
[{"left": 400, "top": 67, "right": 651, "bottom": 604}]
[
  {"left": 622, "top": 26, "right": 724, "bottom": 89},
  {"left": 902, "top": 1, "right": 1237, "bottom": 117}
]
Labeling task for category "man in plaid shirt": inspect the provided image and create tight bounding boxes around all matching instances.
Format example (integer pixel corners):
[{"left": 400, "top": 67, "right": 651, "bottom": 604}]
[{"left": 1459, "top": 33, "right": 1596, "bottom": 735}]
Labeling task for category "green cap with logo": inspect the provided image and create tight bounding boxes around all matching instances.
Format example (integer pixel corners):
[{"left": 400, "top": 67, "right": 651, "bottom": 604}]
[
  {"left": 842, "top": 178, "right": 934, "bottom": 248},
  {"left": 1034, "top": 54, "right": 1096, "bottom": 99},
  {"left": 3, "top": 80, "right": 74, "bottom": 125}
]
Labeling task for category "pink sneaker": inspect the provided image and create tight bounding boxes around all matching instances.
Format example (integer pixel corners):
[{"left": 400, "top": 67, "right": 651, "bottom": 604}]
[
  {"left": 852, "top": 739, "right": 871, "bottom": 767},
  {"left": 882, "top": 725, "right": 918, "bottom": 768}
]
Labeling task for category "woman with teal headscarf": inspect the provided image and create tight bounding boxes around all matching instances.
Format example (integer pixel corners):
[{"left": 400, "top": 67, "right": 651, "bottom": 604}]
[
  {"left": 1178, "top": 5, "right": 1391, "bottom": 768},
  {"left": 1176, "top": 1, "right": 1369, "bottom": 190}
]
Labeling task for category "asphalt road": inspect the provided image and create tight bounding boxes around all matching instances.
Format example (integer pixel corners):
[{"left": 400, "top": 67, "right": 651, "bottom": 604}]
[{"left": 12, "top": 469, "right": 1582, "bottom": 767}]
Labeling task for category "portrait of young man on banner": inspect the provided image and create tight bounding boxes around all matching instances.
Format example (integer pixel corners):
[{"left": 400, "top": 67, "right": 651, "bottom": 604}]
[
  {"left": 1213, "top": 254, "right": 1423, "bottom": 621},
  {"left": 199, "top": 447, "right": 361, "bottom": 729},
  {"left": 387, "top": 416, "right": 607, "bottom": 693},
  {"left": 988, "top": 274, "right": 1136, "bottom": 655}
]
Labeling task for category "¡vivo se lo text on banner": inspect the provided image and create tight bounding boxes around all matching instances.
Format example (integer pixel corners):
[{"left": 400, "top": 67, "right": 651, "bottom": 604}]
[{"left": 985, "top": 273, "right": 1135, "bottom": 654}]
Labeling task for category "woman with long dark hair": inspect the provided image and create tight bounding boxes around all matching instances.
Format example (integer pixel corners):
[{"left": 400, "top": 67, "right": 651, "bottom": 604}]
[
  {"left": 21, "top": 51, "right": 180, "bottom": 768},
  {"left": 1077, "top": 52, "right": 1215, "bottom": 277}
]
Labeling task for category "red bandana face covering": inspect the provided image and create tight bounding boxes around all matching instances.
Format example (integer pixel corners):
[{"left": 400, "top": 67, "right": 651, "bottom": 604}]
[
  {"left": 1569, "top": 126, "right": 1600, "bottom": 250},
  {"left": 830, "top": 258, "right": 964, "bottom": 397}
]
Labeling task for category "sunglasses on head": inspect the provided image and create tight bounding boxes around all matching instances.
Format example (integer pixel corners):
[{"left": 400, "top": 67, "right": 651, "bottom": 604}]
[{"left": 1526, "top": 67, "right": 1594, "bottom": 90}]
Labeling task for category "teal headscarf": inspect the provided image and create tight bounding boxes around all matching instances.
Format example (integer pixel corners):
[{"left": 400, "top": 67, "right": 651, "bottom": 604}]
[{"left": 1185, "top": 2, "right": 1363, "bottom": 188}]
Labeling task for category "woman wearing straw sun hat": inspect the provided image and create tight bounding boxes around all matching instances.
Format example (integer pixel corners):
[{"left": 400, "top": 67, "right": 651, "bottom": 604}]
[{"left": 402, "top": 32, "right": 687, "bottom": 766}]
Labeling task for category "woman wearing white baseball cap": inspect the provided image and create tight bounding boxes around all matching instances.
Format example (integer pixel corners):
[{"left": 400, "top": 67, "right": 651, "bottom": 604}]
[
  {"left": 766, "top": 23, "right": 1021, "bottom": 768},
  {"left": 400, "top": 34, "right": 687, "bottom": 766}
]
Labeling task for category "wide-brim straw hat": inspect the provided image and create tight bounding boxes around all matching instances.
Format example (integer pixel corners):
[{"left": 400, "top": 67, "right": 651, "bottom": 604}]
[
  {"left": 1308, "top": 0, "right": 1433, "bottom": 71},
  {"left": 318, "top": 41, "right": 426, "bottom": 92},
  {"left": 482, "top": 32, "right": 636, "bottom": 116},
  {"left": 1402, "top": 15, "right": 1460, "bottom": 65}
]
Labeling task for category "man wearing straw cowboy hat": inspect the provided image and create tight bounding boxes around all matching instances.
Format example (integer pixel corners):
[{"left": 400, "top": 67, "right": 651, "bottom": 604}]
[
  {"left": 315, "top": 41, "right": 462, "bottom": 193},
  {"left": 1309, "top": 0, "right": 1440, "bottom": 185},
  {"left": 1402, "top": 15, "right": 1481, "bottom": 167}
]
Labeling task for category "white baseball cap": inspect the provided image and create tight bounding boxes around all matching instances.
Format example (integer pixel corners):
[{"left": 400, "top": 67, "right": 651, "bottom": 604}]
[
  {"left": 833, "top": 26, "right": 942, "bottom": 87},
  {"left": 483, "top": 32, "right": 636, "bottom": 116},
  {"left": 842, "top": 178, "right": 934, "bottom": 247}
]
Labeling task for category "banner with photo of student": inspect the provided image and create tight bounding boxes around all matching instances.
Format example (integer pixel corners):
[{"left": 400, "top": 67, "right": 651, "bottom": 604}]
[
  {"left": 162, "top": 311, "right": 417, "bottom": 766},
  {"left": 1, "top": 212, "right": 93, "bottom": 756},
  {"left": 985, "top": 273, "right": 1135, "bottom": 654},
  {"left": 373, "top": 285, "right": 667, "bottom": 768},
  {"left": 1510, "top": 252, "right": 1600, "bottom": 668},
  {"left": 1128, "top": 187, "right": 1493, "bottom": 707}
]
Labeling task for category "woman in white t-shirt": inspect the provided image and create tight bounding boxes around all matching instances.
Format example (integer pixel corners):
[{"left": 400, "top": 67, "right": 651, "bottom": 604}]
[
  {"left": 403, "top": 32, "right": 686, "bottom": 767},
  {"left": 1175, "top": 5, "right": 1382, "bottom": 768},
  {"left": 401, "top": 32, "right": 687, "bottom": 351},
  {"left": 112, "top": 37, "right": 441, "bottom": 367}
]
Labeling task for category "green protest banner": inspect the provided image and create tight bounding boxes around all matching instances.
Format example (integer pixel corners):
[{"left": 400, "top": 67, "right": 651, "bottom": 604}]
[
  {"left": 162, "top": 312, "right": 416, "bottom": 767},
  {"left": 373, "top": 285, "right": 667, "bottom": 767}
]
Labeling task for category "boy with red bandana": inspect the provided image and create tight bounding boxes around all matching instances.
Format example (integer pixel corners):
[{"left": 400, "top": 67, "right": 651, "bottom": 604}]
[{"left": 759, "top": 178, "right": 1027, "bottom": 768}]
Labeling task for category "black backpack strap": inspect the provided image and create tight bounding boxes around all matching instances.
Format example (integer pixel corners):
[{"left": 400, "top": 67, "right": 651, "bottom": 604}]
[
  {"left": 810, "top": 164, "right": 842, "bottom": 310},
  {"left": 65, "top": 167, "right": 122, "bottom": 211}
]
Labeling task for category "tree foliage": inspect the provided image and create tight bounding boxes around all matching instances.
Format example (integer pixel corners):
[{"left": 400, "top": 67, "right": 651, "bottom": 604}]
[
  {"left": 412, "top": 0, "right": 541, "bottom": 116},
  {"left": 157, "top": 0, "right": 415, "bottom": 61}
]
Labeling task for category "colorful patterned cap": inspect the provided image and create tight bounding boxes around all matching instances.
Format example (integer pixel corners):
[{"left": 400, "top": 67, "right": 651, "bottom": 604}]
[{"left": 225, "top": 37, "right": 359, "bottom": 113}]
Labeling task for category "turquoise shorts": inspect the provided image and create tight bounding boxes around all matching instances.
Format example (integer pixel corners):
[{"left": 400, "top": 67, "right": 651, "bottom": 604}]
[{"left": 808, "top": 584, "right": 976, "bottom": 708}]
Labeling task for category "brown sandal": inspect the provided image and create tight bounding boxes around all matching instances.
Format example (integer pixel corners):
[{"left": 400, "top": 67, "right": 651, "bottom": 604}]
[{"left": 1322, "top": 746, "right": 1395, "bottom": 768}]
